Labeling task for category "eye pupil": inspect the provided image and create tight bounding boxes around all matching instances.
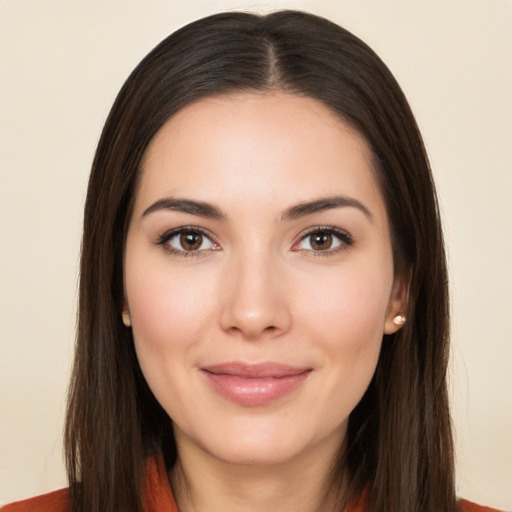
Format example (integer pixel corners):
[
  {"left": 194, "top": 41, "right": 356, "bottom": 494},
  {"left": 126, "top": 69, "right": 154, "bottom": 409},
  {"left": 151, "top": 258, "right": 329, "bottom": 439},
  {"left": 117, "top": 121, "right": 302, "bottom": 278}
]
[
  {"left": 180, "top": 232, "right": 202, "bottom": 250},
  {"left": 311, "top": 232, "right": 332, "bottom": 250}
]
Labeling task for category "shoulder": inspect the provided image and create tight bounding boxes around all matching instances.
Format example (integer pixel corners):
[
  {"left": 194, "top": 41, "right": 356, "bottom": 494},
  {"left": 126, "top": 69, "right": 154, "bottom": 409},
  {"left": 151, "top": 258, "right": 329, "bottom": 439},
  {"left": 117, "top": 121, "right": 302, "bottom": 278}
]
[
  {"left": 458, "top": 498, "right": 505, "bottom": 512},
  {"left": 1, "top": 454, "right": 174, "bottom": 512},
  {"left": 1, "top": 488, "right": 70, "bottom": 512}
]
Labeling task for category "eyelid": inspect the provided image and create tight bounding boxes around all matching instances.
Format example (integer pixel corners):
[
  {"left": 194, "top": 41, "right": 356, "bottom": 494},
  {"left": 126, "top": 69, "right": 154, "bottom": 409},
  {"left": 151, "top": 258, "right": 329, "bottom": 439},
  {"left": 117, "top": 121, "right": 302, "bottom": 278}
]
[
  {"left": 292, "top": 226, "right": 354, "bottom": 254},
  {"left": 156, "top": 225, "right": 220, "bottom": 257}
]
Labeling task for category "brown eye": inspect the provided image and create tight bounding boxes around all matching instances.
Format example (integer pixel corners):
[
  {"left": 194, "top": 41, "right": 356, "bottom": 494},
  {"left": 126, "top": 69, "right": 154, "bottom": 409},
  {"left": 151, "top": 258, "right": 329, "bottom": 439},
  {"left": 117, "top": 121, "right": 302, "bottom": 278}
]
[
  {"left": 180, "top": 231, "right": 203, "bottom": 251},
  {"left": 162, "top": 228, "right": 217, "bottom": 254},
  {"left": 310, "top": 232, "right": 333, "bottom": 251},
  {"left": 295, "top": 228, "right": 352, "bottom": 253}
]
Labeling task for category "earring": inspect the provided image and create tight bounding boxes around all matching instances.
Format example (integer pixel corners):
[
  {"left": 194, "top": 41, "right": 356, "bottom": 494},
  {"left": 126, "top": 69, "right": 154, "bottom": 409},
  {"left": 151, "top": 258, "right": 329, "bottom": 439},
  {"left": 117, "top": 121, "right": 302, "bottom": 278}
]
[
  {"left": 392, "top": 314, "right": 406, "bottom": 327},
  {"left": 122, "top": 310, "right": 131, "bottom": 327}
]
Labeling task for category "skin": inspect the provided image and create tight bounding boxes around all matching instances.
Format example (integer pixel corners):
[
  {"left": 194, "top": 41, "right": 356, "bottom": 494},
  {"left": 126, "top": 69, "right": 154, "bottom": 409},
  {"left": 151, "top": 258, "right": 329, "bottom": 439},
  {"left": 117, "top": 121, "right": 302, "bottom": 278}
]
[{"left": 123, "top": 91, "right": 407, "bottom": 512}]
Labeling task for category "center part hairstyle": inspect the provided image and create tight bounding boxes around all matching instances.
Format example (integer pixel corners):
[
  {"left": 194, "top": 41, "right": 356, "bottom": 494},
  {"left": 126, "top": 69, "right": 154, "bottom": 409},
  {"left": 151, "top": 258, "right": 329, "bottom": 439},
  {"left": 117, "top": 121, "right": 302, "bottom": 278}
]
[{"left": 65, "top": 10, "right": 454, "bottom": 512}]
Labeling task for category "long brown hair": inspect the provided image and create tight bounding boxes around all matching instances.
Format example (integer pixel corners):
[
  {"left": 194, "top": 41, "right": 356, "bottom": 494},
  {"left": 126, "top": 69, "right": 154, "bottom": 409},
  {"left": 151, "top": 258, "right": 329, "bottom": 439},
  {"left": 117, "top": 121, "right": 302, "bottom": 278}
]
[{"left": 65, "top": 10, "right": 455, "bottom": 512}]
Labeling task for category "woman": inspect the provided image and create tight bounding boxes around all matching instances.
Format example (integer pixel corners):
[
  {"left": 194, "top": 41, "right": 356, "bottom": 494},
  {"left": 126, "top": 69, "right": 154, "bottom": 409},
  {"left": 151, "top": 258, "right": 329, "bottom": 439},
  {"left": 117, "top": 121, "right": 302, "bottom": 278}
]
[{"left": 2, "top": 10, "right": 503, "bottom": 512}]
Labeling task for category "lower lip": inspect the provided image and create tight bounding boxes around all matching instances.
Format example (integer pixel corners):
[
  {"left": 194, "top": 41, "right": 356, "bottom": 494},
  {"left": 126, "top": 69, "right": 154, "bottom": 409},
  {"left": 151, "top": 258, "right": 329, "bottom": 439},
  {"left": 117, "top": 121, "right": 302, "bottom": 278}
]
[{"left": 202, "top": 371, "right": 311, "bottom": 406}]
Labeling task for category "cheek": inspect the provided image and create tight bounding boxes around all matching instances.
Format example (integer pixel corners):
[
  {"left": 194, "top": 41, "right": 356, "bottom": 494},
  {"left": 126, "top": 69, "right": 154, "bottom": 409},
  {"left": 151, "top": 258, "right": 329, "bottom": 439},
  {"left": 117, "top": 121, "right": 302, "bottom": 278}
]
[
  {"left": 296, "top": 257, "right": 393, "bottom": 388},
  {"left": 124, "top": 261, "right": 222, "bottom": 424},
  {"left": 300, "top": 258, "right": 393, "bottom": 340},
  {"left": 128, "top": 274, "right": 207, "bottom": 344},
  {"left": 124, "top": 253, "right": 218, "bottom": 375}
]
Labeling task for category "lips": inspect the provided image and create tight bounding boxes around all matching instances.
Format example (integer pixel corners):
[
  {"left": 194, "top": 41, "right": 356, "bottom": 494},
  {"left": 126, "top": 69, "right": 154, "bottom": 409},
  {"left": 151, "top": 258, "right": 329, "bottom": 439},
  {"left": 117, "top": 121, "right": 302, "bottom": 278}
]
[{"left": 200, "top": 362, "right": 312, "bottom": 406}]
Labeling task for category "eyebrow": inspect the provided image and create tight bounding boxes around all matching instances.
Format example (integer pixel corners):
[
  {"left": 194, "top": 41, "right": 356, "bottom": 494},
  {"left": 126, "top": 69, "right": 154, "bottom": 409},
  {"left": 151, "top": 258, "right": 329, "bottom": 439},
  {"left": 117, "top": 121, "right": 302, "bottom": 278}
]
[
  {"left": 142, "top": 197, "right": 227, "bottom": 220},
  {"left": 142, "top": 195, "right": 372, "bottom": 222},
  {"left": 281, "top": 196, "right": 373, "bottom": 222}
]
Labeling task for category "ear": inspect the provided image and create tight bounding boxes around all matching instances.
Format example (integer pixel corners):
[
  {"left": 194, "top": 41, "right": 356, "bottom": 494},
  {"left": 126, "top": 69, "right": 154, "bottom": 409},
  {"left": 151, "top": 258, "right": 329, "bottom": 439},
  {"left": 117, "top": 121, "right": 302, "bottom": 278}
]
[
  {"left": 384, "top": 272, "right": 409, "bottom": 335},
  {"left": 122, "top": 299, "right": 131, "bottom": 327}
]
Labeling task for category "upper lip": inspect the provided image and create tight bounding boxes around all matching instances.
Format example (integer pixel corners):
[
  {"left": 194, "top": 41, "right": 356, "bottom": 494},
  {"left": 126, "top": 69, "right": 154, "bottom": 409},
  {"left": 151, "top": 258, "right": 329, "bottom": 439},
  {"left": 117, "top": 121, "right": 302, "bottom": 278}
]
[{"left": 201, "top": 362, "right": 311, "bottom": 378}]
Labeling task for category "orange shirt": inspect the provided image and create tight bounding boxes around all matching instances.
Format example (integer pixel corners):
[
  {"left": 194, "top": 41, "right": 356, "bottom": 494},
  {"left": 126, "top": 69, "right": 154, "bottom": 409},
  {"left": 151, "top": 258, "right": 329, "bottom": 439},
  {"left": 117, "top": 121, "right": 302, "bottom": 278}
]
[{"left": 2, "top": 455, "right": 502, "bottom": 512}]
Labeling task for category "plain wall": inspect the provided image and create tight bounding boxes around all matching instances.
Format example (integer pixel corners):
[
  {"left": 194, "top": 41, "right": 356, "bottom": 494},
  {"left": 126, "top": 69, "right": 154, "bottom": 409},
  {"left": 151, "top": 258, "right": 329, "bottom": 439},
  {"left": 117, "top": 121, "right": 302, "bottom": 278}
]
[{"left": 0, "top": 0, "right": 510, "bottom": 508}]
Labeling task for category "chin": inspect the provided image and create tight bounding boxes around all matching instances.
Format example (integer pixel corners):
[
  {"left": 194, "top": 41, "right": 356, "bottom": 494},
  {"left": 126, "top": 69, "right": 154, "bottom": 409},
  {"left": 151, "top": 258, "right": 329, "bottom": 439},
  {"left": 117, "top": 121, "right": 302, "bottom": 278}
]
[
  {"left": 175, "top": 414, "right": 347, "bottom": 469},
  {"left": 206, "top": 440, "right": 305, "bottom": 466}
]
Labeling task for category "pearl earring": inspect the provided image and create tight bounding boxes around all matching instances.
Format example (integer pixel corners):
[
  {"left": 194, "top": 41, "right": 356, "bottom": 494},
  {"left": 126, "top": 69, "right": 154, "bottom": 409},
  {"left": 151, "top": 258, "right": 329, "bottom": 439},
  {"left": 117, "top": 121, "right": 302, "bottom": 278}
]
[{"left": 393, "top": 314, "right": 406, "bottom": 327}]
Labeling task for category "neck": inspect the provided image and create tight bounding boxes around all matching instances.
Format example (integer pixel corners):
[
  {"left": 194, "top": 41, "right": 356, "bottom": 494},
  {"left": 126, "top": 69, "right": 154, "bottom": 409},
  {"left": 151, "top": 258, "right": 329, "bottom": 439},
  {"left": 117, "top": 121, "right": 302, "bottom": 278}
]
[{"left": 169, "top": 428, "right": 347, "bottom": 512}]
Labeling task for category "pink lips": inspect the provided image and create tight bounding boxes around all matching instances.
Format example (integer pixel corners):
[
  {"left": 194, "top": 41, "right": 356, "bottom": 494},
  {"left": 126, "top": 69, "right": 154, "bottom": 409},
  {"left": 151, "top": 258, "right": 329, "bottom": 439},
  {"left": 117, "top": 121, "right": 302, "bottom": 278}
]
[{"left": 201, "top": 362, "right": 312, "bottom": 406}]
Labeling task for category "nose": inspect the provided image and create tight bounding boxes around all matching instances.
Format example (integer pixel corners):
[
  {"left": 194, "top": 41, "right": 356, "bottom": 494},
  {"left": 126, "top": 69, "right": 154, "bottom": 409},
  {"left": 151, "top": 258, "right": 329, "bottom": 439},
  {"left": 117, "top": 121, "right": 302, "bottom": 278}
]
[{"left": 219, "top": 250, "right": 292, "bottom": 341}]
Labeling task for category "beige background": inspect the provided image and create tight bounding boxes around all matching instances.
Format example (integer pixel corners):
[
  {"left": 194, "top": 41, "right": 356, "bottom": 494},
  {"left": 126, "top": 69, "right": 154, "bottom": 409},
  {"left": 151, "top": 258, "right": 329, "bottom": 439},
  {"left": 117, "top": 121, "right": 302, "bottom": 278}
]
[{"left": 0, "top": 0, "right": 511, "bottom": 509}]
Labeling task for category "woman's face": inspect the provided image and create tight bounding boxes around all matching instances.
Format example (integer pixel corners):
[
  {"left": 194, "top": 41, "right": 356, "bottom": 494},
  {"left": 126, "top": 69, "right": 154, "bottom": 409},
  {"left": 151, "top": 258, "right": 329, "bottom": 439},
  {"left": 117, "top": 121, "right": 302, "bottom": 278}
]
[{"left": 124, "top": 92, "right": 405, "bottom": 466}]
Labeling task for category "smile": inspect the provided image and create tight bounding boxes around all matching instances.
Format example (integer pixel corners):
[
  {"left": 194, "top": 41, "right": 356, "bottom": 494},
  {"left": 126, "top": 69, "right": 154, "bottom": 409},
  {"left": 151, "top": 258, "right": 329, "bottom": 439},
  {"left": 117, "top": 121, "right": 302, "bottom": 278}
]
[{"left": 200, "top": 362, "right": 313, "bottom": 406}]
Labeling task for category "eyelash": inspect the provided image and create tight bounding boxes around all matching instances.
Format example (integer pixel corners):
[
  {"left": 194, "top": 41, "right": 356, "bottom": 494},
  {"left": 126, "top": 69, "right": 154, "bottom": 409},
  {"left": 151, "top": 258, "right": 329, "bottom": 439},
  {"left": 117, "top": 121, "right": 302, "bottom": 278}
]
[
  {"left": 156, "top": 226, "right": 219, "bottom": 259},
  {"left": 155, "top": 226, "right": 353, "bottom": 258},
  {"left": 293, "top": 226, "right": 354, "bottom": 257}
]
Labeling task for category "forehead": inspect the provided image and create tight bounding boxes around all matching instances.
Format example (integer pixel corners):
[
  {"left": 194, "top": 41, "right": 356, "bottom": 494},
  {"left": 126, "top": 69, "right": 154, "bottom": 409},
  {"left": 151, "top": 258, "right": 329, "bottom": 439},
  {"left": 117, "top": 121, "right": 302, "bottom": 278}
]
[{"left": 136, "top": 91, "right": 385, "bottom": 220}]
